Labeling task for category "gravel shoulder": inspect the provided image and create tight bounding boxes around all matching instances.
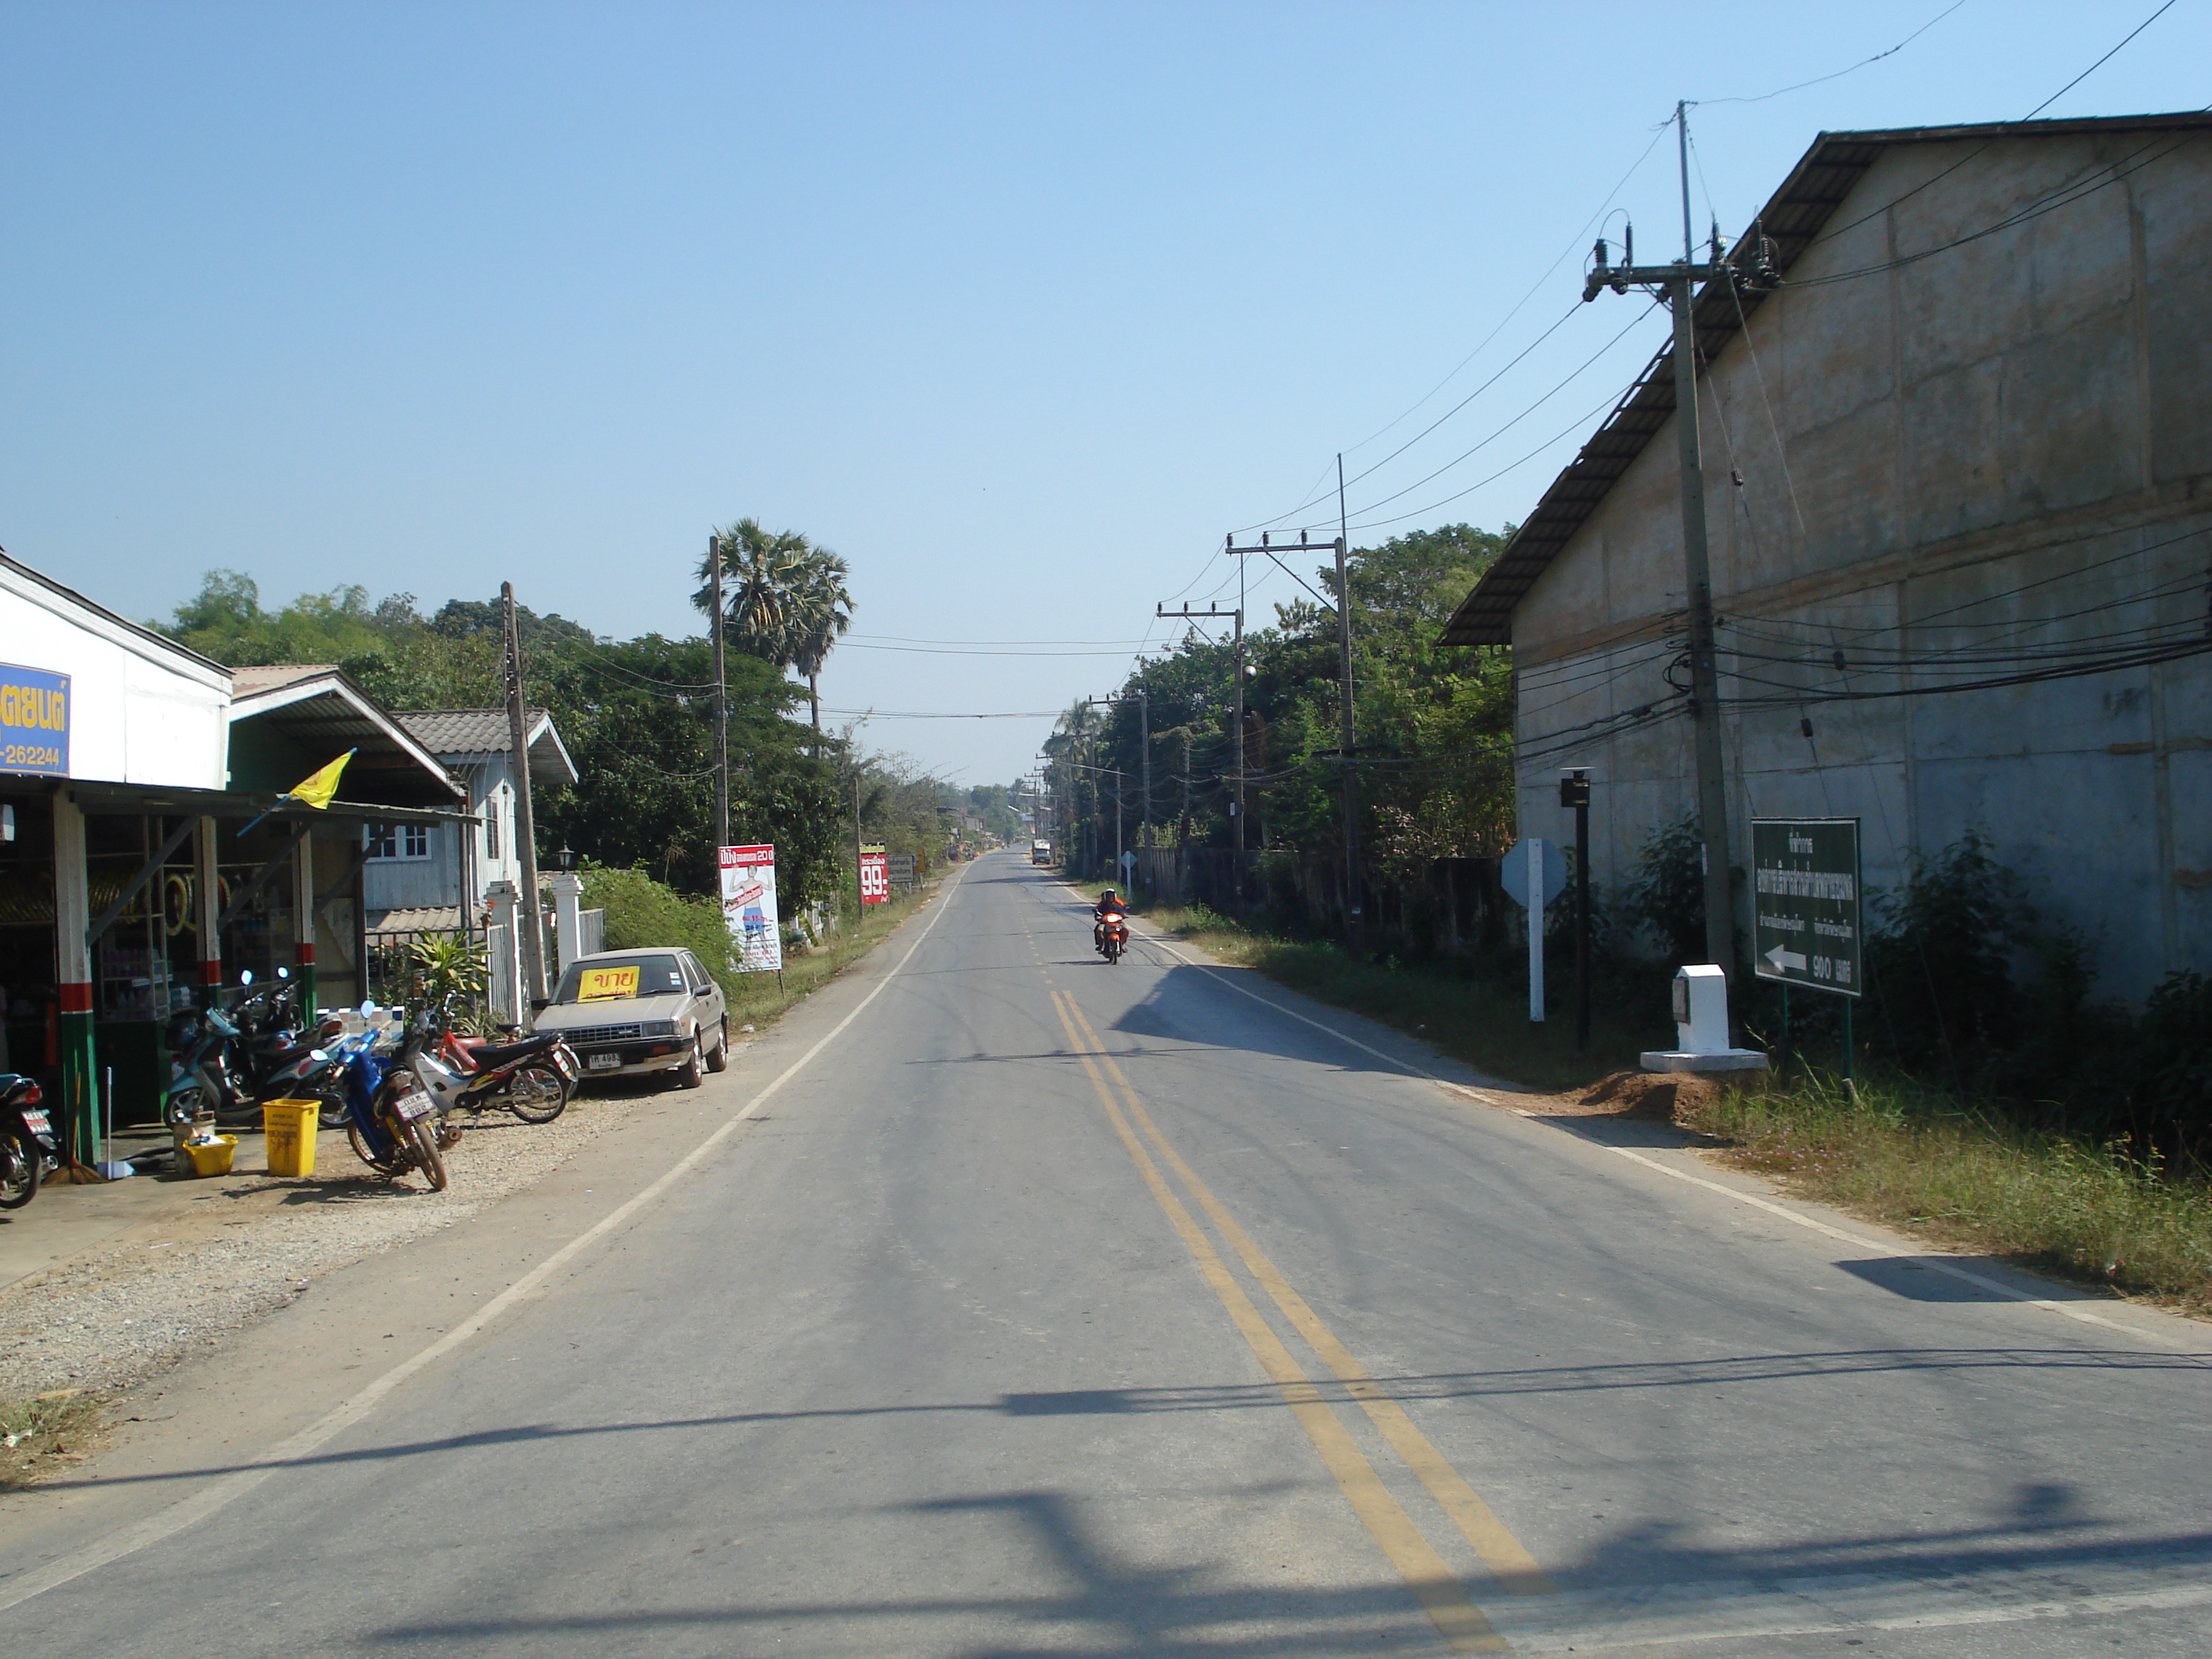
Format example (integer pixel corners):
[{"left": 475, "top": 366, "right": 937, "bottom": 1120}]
[{"left": 0, "top": 1083, "right": 706, "bottom": 1404}]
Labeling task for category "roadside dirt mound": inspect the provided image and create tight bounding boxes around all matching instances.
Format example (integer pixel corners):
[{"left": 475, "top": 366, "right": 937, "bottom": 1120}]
[
  {"left": 1578, "top": 1069, "right": 1721, "bottom": 1122},
  {"left": 1496, "top": 1070, "right": 1721, "bottom": 1123}
]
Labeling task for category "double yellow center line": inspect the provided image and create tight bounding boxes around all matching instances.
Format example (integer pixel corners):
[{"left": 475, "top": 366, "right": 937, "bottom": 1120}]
[{"left": 1047, "top": 988, "right": 1553, "bottom": 1655}]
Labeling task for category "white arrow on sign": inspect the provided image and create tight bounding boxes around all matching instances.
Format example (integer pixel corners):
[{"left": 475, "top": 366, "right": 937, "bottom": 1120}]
[{"left": 1764, "top": 942, "right": 1807, "bottom": 973}]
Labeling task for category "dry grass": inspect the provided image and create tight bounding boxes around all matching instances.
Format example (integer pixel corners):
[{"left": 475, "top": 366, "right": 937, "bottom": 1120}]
[
  {"left": 1686, "top": 1072, "right": 2212, "bottom": 1314},
  {"left": 0, "top": 1389, "right": 108, "bottom": 1490}
]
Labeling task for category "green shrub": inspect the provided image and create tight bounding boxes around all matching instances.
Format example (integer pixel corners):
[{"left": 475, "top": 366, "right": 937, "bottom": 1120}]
[{"left": 580, "top": 863, "right": 742, "bottom": 994}]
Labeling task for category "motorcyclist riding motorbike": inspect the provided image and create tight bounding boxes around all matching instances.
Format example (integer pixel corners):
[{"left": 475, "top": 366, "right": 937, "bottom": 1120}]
[{"left": 1093, "top": 889, "right": 1126, "bottom": 956}]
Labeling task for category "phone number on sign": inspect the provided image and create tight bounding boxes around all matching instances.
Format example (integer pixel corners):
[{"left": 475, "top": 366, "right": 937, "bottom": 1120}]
[{"left": 2, "top": 744, "right": 60, "bottom": 770}]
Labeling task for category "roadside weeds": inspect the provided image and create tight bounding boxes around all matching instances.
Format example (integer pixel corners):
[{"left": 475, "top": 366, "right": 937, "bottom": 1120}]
[{"left": 1683, "top": 1072, "right": 2212, "bottom": 1317}]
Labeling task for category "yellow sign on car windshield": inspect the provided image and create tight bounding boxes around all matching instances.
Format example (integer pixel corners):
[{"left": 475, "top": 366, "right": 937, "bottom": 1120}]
[{"left": 577, "top": 965, "right": 641, "bottom": 1002}]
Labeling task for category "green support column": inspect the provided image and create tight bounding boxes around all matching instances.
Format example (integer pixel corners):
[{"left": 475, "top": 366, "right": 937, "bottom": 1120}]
[{"left": 53, "top": 787, "right": 96, "bottom": 1166}]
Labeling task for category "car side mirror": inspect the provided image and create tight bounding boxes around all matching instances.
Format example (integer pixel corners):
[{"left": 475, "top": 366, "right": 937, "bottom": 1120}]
[{"left": 531, "top": 997, "right": 552, "bottom": 1013}]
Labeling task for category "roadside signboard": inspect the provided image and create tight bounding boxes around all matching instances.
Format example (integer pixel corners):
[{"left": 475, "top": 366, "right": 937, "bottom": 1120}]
[
  {"left": 0, "top": 663, "right": 69, "bottom": 777},
  {"left": 719, "top": 844, "right": 783, "bottom": 973},
  {"left": 858, "top": 845, "right": 890, "bottom": 905},
  {"left": 1498, "top": 838, "right": 1566, "bottom": 1024},
  {"left": 886, "top": 853, "right": 917, "bottom": 894},
  {"left": 1750, "top": 818, "right": 1861, "bottom": 997}
]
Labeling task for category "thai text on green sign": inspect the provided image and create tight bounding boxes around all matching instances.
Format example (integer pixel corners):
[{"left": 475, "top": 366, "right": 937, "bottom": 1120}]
[{"left": 1751, "top": 818, "right": 1861, "bottom": 997}]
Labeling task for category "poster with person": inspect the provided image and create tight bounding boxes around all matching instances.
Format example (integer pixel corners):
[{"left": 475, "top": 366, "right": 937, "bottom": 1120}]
[{"left": 719, "top": 844, "right": 783, "bottom": 972}]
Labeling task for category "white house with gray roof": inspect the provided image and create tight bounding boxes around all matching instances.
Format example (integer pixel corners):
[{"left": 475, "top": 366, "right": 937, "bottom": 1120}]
[{"left": 363, "top": 708, "right": 577, "bottom": 932}]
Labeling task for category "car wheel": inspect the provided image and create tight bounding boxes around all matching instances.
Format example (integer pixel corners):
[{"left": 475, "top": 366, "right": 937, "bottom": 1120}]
[
  {"left": 673, "top": 1032, "right": 705, "bottom": 1089},
  {"left": 703, "top": 1017, "right": 729, "bottom": 1073}
]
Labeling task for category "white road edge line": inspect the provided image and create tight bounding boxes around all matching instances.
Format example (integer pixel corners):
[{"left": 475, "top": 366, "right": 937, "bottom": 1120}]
[
  {"left": 0, "top": 863, "right": 974, "bottom": 1614},
  {"left": 1076, "top": 883, "right": 2198, "bottom": 1357},
  {"left": 1600, "top": 1145, "right": 2200, "bottom": 1350}
]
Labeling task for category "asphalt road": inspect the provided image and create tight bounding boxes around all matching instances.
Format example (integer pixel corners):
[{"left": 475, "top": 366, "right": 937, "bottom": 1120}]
[{"left": 4, "top": 850, "right": 2209, "bottom": 1656}]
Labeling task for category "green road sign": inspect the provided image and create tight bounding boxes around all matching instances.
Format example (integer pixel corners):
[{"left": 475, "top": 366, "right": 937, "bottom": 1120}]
[{"left": 1750, "top": 818, "right": 1862, "bottom": 997}]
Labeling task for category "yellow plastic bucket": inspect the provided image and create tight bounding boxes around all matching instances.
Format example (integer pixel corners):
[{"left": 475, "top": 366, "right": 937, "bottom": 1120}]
[
  {"left": 182, "top": 1135, "right": 238, "bottom": 1177},
  {"left": 261, "top": 1100, "right": 321, "bottom": 1178}
]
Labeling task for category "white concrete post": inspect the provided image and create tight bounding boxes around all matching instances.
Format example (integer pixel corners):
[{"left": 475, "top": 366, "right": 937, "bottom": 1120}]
[
  {"left": 485, "top": 878, "right": 521, "bottom": 1025},
  {"left": 548, "top": 870, "right": 584, "bottom": 976}
]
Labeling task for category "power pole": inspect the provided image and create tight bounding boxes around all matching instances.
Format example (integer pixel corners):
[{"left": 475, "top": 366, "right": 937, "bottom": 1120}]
[
  {"left": 1156, "top": 602, "right": 1242, "bottom": 904},
  {"left": 500, "top": 582, "right": 546, "bottom": 1006},
  {"left": 709, "top": 532, "right": 729, "bottom": 851},
  {"left": 1224, "top": 520, "right": 1363, "bottom": 959},
  {"left": 1581, "top": 102, "right": 1773, "bottom": 984}
]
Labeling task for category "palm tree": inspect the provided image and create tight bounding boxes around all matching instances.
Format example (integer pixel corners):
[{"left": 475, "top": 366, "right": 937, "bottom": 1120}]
[
  {"left": 693, "top": 518, "right": 816, "bottom": 667},
  {"left": 785, "top": 549, "right": 855, "bottom": 737}
]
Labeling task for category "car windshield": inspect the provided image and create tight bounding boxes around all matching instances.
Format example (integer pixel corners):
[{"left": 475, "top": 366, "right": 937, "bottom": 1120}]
[{"left": 554, "top": 955, "right": 685, "bottom": 1004}]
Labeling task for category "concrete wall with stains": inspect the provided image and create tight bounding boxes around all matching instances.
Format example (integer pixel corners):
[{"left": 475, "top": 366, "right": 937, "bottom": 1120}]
[{"left": 1510, "top": 129, "right": 2212, "bottom": 1002}]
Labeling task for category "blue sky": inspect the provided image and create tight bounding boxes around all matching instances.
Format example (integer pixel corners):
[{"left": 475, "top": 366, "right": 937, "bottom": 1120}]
[{"left": 4, "top": 1, "right": 2203, "bottom": 784}]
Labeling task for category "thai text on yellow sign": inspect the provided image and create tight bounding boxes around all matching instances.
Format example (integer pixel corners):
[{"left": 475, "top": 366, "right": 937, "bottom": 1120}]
[{"left": 577, "top": 965, "right": 640, "bottom": 1002}]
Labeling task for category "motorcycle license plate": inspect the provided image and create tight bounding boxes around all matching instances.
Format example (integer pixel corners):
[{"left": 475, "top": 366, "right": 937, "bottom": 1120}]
[
  {"left": 19, "top": 1109, "right": 49, "bottom": 1135},
  {"left": 393, "top": 1089, "right": 436, "bottom": 1122},
  {"left": 587, "top": 1053, "right": 622, "bottom": 1071}
]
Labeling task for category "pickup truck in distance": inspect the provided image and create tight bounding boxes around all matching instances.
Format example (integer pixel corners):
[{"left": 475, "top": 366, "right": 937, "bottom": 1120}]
[{"left": 1030, "top": 839, "right": 1052, "bottom": 865}]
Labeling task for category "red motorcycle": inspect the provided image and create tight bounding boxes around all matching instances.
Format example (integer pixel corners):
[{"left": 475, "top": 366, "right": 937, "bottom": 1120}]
[
  {"left": 1095, "top": 907, "right": 1129, "bottom": 965},
  {"left": 433, "top": 1013, "right": 577, "bottom": 1125}
]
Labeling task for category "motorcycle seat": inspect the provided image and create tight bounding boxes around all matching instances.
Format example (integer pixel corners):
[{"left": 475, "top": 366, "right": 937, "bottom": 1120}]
[{"left": 468, "top": 1033, "right": 564, "bottom": 1068}]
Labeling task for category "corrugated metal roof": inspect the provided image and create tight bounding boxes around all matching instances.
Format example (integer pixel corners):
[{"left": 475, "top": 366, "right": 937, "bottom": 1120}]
[
  {"left": 1439, "top": 111, "right": 2212, "bottom": 647},
  {"left": 394, "top": 709, "right": 577, "bottom": 787}
]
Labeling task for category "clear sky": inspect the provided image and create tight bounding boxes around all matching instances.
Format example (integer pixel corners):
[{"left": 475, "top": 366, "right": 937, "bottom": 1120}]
[{"left": 5, "top": 1, "right": 2203, "bottom": 786}]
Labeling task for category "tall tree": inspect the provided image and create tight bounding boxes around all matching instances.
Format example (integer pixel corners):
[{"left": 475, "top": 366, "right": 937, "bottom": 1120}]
[{"left": 693, "top": 520, "right": 855, "bottom": 736}]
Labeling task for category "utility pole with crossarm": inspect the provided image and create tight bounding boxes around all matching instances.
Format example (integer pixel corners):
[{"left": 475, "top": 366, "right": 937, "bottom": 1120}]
[{"left": 1580, "top": 102, "right": 1778, "bottom": 987}]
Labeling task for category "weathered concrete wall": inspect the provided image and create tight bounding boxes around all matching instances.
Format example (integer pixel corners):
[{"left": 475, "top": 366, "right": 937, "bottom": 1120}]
[{"left": 1511, "top": 130, "right": 2212, "bottom": 1002}]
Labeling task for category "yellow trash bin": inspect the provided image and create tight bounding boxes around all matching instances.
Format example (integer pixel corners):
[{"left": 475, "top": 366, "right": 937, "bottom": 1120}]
[
  {"left": 261, "top": 1100, "right": 321, "bottom": 1178},
  {"left": 182, "top": 1134, "right": 238, "bottom": 1177}
]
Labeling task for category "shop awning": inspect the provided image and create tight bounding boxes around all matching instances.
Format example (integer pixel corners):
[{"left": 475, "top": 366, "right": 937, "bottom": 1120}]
[
  {"left": 228, "top": 666, "right": 468, "bottom": 809},
  {"left": 69, "top": 780, "right": 477, "bottom": 825}
]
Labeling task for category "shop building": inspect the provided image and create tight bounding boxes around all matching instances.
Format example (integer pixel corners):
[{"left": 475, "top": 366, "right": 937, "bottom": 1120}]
[{"left": 1, "top": 558, "right": 468, "bottom": 1160}]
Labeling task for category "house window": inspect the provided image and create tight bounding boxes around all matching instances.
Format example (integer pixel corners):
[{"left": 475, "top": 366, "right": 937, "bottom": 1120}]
[
  {"left": 367, "top": 822, "right": 431, "bottom": 861},
  {"left": 485, "top": 796, "right": 500, "bottom": 861}
]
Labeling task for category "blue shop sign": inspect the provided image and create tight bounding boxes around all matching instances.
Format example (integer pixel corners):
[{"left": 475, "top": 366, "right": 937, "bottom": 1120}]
[{"left": 0, "top": 664, "right": 69, "bottom": 776}]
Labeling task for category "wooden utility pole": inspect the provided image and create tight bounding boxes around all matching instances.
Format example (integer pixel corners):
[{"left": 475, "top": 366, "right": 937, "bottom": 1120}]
[
  {"left": 1222, "top": 518, "right": 1364, "bottom": 958},
  {"left": 501, "top": 583, "right": 547, "bottom": 1004},
  {"left": 1334, "top": 458, "right": 1362, "bottom": 961},
  {"left": 1156, "top": 601, "right": 1242, "bottom": 902},
  {"left": 709, "top": 532, "right": 729, "bottom": 851},
  {"left": 1581, "top": 102, "right": 1771, "bottom": 984}
]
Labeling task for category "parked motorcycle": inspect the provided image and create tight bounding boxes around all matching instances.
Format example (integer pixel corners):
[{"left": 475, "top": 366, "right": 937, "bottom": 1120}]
[
  {"left": 392, "top": 998, "right": 576, "bottom": 1128},
  {"left": 436, "top": 1016, "right": 575, "bottom": 1124},
  {"left": 320, "top": 1006, "right": 449, "bottom": 1190},
  {"left": 0, "top": 1074, "right": 58, "bottom": 1208},
  {"left": 163, "top": 998, "right": 245, "bottom": 1129},
  {"left": 163, "top": 968, "right": 328, "bottom": 1128}
]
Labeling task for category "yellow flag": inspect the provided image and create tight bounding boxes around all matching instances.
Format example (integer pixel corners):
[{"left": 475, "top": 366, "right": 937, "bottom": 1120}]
[{"left": 287, "top": 748, "right": 356, "bottom": 810}]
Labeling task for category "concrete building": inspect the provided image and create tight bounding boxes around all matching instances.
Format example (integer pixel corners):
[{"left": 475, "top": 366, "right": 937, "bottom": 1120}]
[{"left": 1442, "top": 112, "right": 2212, "bottom": 1001}]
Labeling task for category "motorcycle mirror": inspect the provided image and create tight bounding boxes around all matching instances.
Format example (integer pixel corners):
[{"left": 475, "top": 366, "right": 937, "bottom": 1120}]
[
  {"left": 239, "top": 970, "right": 254, "bottom": 986},
  {"left": 277, "top": 966, "right": 289, "bottom": 979}
]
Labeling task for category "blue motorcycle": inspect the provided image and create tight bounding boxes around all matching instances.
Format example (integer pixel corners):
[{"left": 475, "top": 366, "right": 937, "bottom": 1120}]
[{"left": 317, "top": 1006, "right": 449, "bottom": 1190}]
